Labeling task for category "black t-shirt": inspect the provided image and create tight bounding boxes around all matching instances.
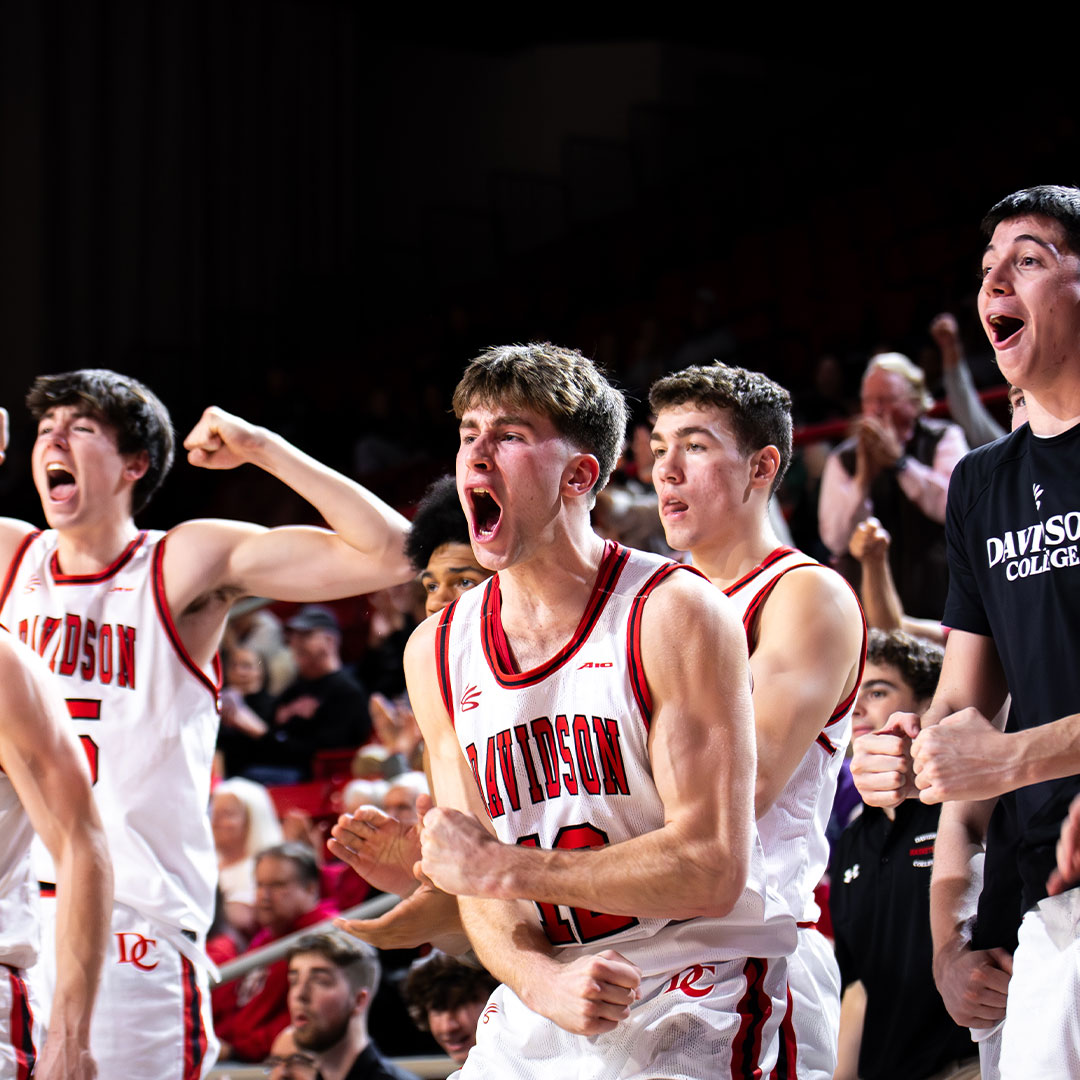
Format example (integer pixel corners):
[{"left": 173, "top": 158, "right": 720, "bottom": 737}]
[
  {"left": 829, "top": 802, "right": 975, "bottom": 1080},
  {"left": 943, "top": 422, "right": 1080, "bottom": 909},
  {"left": 328, "top": 1043, "right": 419, "bottom": 1080}
]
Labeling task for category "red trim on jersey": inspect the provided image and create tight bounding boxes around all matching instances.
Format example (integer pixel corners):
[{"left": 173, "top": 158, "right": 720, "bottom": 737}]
[
  {"left": 181, "top": 955, "right": 207, "bottom": 1080},
  {"left": 50, "top": 531, "right": 147, "bottom": 584},
  {"left": 723, "top": 545, "right": 797, "bottom": 598},
  {"left": 435, "top": 598, "right": 459, "bottom": 726},
  {"left": 816, "top": 731, "right": 837, "bottom": 755},
  {"left": 824, "top": 593, "right": 867, "bottom": 729},
  {"left": 769, "top": 984, "right": 798, "bottom": 1080},
  {"left": 479, "top": 540, "right": 631, "bottom": 689},
  {"left": 731, "top": 956, "right": 772, "bottom": 1079},
  {"left": 625, "top": 561, "right": 704, "bottom": 730},
  {"left": 0, "top": 531, "right": 40, "bottom": 613},
  {"left": 5, "top": 967, "right": 36, "bottom": 1080},
  {"left": 150, "top": 536, "right": 221, "bottom": 704},
  {"left": 730, "top": 554, "right": 818, "bottom": 654}
]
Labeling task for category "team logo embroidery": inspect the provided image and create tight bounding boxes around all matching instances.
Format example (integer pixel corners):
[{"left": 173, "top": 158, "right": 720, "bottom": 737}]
[
  {"left": 1034, "top": 483, "right": 1044, "bottom": 511},
  {"left": 663, "top": 964, "right": 716, "bottom": 998},
  {"left": 577, "top": 661, "right": 613, "bottom": 669},
  {"left": 115, "top": 931, "right": 159, "bottom": 971},
  {"left": 109, "top": 585, "right": 134, "bottom": 592},
  {"left": 843, "top": 863, "right": 859, "bottom": 884},
  {"left": 460, "top": 685, "right": 482, "bottom": 712},
  {"left": 23, "top": 575, "right": 41, "bottom": 595},
  {"left": 481, "top": 1003, "right": 499, "bottom": 1024}
]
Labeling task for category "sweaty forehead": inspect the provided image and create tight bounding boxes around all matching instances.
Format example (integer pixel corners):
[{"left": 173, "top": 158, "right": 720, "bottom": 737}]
[
  {"left": 651, "top": 401, "right": 733, "bottom": 438},
  {"left": 987, "top": 214, "right": 1069, "bottom": 253}
]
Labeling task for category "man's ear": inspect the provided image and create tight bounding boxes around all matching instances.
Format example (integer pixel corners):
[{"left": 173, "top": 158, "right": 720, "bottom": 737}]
[
  {"left": 563, "top": 454, "right": 601, "bottom": 500},
  {"left": 123, "top": 449, "right": 150, "bottom": 483},
  {"left": 748, "top": 445, "right": 780, "bottom": 492},
  {"left": 352, "top": 986, "right": 370, "bottom": 1017}
]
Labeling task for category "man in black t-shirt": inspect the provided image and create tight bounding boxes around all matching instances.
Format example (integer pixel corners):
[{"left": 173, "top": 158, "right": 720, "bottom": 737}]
[
  {"left": 832, "top": 630, "right": 977, "bottom": 1080},
  {"left": 852, "top": 185, "right": 1080, "bottom": 1078}
]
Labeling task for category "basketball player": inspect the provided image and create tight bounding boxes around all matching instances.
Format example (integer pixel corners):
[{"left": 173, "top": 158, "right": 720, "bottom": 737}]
[
  {"left": 407, "top": 344, "right": 796, "bottom": 1078},
  {"left": 646, "top": 362, "right": 865, "bottom": 1079},
  {"left": 0, "top": 567, "right": 111, "bottom": 1078},
  {"left": 0, "top": 370, "right": 413, "bottom": 1080}
]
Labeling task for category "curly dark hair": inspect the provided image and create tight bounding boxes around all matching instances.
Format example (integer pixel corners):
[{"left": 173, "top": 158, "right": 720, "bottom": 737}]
[
  {"left": 404, "top": 475, "right": 471, "bottom": 572},
  {"left": 403, "top": 954, "right": 498, "bottom": 1029},
  {"left": 865, "top": 628, "right": 943, "bottom": 704},
  {"left": 27, "top": 369, "right": 174, "bottom": 514}
]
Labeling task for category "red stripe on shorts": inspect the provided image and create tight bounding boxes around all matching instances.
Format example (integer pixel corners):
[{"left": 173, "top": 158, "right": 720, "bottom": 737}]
[
  {"left": 6, "top": 968, "right": 36, "bottom": 1080},
  {"left": 181, "top": 956, "right": 207, "bottom": 1080},
  {"left": 730, "top": 957, "right": 773, "bottom": 1080},
  {"left": 769, "top": 983, "right": 798, "bottom": 1080}
]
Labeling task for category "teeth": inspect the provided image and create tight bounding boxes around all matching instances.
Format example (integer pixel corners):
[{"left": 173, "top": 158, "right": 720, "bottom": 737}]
[{"left": 46, "top": 463, "right": 67, "bottom": 472}]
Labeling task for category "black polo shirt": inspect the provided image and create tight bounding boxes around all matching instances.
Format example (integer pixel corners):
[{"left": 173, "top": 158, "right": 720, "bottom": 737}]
[{"left": 829, "top": 801, "right": 975, "bottom": 1080}]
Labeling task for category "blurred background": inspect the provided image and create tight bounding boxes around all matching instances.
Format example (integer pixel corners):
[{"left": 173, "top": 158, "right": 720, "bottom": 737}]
[{"left": 0, "top": 8, "right": 1072, "bottom": 532}]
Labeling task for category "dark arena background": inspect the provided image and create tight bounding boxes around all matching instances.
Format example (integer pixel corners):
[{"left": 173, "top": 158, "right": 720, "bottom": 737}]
[{"left": 1, "top": 9, "right": 1075, "bottom": 535}]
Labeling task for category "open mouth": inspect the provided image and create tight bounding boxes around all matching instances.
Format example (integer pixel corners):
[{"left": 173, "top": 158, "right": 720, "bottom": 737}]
[
  {"left": 468, "top": 487, "right": 502, "bottom": 540},
  {"left": 45, "top": 463, "right": 76, "bottom": 500},
  {"left": 988, "top": 313, "right": 1025, "bottom": 346}
]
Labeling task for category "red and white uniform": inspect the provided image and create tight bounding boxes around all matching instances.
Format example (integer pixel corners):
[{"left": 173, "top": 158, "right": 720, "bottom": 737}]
[
  {"left": 0, "top": 758, "right": 41, "bottom": 1080},
  {"left": 0, "top": 529, "right": 218, "bottom": 1079},
  {"left": 723, "top": 546, "right": 865, "bottom": 1080},
  {"left": 437, "top": 541, "right": 795, "bottom": 1079}
]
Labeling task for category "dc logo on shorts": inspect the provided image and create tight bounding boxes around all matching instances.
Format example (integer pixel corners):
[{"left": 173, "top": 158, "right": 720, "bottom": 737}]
[
  {"left": 663, "top": 964, "right": 716, "bottom": 998},
  {"left": 115, "top": 931, "right": 159, "bottom": 971}
]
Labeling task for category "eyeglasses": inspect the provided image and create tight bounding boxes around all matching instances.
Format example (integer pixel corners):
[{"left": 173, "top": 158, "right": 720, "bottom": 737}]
[{"left": 263, "top": 1053, "right": 316, "bottom": 1076}]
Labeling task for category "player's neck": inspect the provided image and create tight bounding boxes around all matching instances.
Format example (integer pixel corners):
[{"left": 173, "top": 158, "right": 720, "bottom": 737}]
[
  {"left": 690, "top": 511, "right": 781, "bottom": 589},
  {"left": 53, "top": 517, "right": 140, "bottom": 576},
  {"left": 496, "top": 527, "right": 606, "bottom": 666},
  {"left": 1025, "top": 383, "right": 1080, "bottom": 437}
]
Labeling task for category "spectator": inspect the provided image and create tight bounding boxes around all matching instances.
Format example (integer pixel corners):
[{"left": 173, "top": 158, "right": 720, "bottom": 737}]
[
  {"left": 286, "top": 931, "right": 419, "bottom": 1080},
  {"left": 213, "top": 844, "right": 338, "bottom": 1063},
  {"left": 819, "top": 352, "right": 969, "bottom": 617},
  {"left": 831, "top": 630, "right": 978, "bottom": 1080},
  {"left": 402, "top": 953, "right": 498, "bottom": 1067},
  {"left": 211, "top": 776, "right": 285, "bottom": 937},
  {"left": 251, "top": 606, "right": 371, "bottom": 783},
  {"left": 266, "top": 1026, "right": 317, "bottom": 1080}
]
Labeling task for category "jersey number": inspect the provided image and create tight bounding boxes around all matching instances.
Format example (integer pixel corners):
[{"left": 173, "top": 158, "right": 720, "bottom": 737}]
[
  {"left": 517, "top": 824, "right": 639, "bottom": 946},
  {"left": 65, "top": 699, "right": 101, "bottom": 785}
]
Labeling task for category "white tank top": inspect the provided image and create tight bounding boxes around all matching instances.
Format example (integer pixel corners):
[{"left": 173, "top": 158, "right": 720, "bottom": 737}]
[
  {"left": 435, "top": 540, "right": 795, "bottom": 974},
  {"left": 0, "top": 725, "right": 38, "bottom": 970},
  {"left": 723, "top": 546, "right": 865, "bottom": 924},
  {"left": 0, "top": 530, "right": 220, "bottom": 945}
]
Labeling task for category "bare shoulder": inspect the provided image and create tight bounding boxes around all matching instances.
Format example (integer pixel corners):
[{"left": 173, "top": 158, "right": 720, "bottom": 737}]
[
  {"left": 639, "top": 568, "right": 747, "bottom": 680},
  {"left": 771, "top": 562, "right": 862, "bottom": 621},
  {"left": 0, "top": 516, "right": 38, "bottom": 569}
]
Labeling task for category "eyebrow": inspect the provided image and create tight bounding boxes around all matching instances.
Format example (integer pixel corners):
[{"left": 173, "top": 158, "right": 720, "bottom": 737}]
[
  {"left": 459, "top": 414, "right": 536, "bottom": 431},
  {"left": 983, "top": 232, "right": 1058, "bottom": 256},
  {"left": 861, "top": 678, "right": 901, "bottom": 692},
  {"left": 650, "top": 425, "right": 715, "bottom": 442},
  {"left": 420, "top": 566, "right": 479, "bottom": 578}
]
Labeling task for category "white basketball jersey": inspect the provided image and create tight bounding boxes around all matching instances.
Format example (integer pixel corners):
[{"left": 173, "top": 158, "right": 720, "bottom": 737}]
[
  {"left": 436, "top": 541, "right": 795, "bottom": 975},
  {"left": 723, "top": 546, "right": 864, "bottom": 924},
  {"left": 0, "top": 530, "right": 220, "bottom": 945},
  {"left": 0, "top": 763, "right": 38, "bottom": 971}
]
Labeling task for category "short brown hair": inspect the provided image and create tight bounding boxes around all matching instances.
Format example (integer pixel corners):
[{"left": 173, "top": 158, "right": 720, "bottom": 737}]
[
  {"left": 452, "top": 343, "right": 627, "bottom": 502},
  {"left": 27, "top": 369, "right": 174, "bottom": 514},
  {"left": 287, "top": 931, "right": 379, "bottom": 997},
  {"left": 649, "top": 362, "right": 793, "bottom": 493}
]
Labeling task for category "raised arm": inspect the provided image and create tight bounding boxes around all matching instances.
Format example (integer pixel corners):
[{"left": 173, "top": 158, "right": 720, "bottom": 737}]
[
  {"left": 162, "top": 408, "right": 414, "bottom": 662},
  {"left": 0, "top": 638, "right": 112, "bottom": 1080},
  {"left": 418, "top": 573, "right": 757, "bottom": 921},
  {"left": 749, "top": 565, "right": 864, "bottom": 816}
]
